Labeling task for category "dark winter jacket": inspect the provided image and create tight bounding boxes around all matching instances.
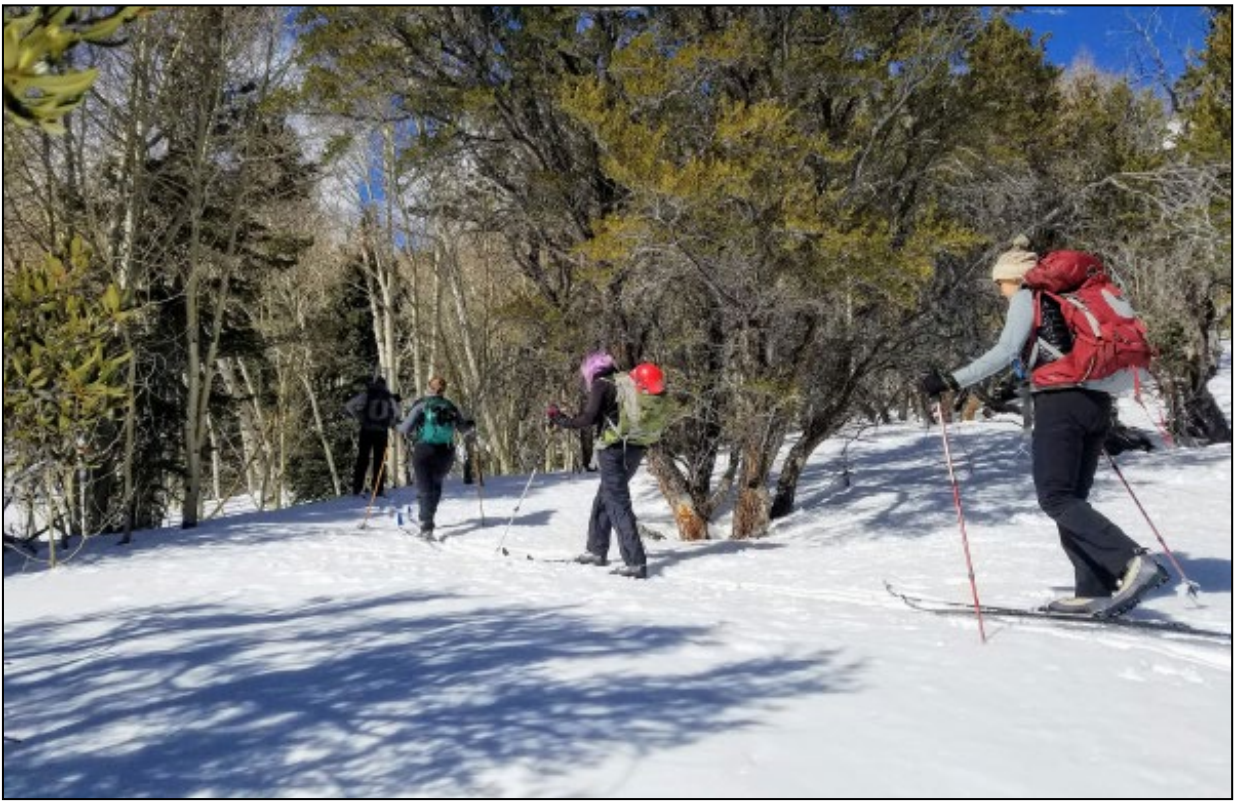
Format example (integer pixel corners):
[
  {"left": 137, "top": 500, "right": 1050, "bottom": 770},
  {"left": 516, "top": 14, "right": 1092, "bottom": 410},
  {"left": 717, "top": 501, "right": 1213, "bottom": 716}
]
[
  {"left": 346, "top": 388, "right": 400, "bottom": 432},
  {"left": 555, "top": 367, "right": 620, "bottom": 438}
]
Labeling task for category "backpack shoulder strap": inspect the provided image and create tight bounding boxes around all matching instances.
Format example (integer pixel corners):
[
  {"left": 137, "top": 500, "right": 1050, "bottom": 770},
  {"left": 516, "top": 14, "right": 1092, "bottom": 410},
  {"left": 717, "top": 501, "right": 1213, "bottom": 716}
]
[
  {"left": 612, "top": 372, "right": 648, "bottom": 440},
  {"left": 1057, "top": 290, "right": 1103, "bottom": 338},
  {"left": 598, "top": 373, "right": 620, "bottom": 421},
  {"left": 1032, "top": 289, "right": 1073, "bottom": 362}
]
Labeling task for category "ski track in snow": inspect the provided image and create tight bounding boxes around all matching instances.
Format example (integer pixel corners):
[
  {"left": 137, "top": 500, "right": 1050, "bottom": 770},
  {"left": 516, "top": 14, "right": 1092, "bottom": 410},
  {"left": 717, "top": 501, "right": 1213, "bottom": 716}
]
[{"left": 376, "top": 520, "right": 1233, "bottom": 672}]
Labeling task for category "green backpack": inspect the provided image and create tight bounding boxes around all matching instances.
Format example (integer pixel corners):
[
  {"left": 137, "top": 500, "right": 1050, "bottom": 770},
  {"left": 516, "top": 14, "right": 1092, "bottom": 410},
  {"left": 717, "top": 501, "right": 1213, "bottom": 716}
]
[
  {"left": 417, "top": 396, "right": 458, "bottom": 445},
  {"left": 599, "top": 372, "right": 670, "bottom": 448}
]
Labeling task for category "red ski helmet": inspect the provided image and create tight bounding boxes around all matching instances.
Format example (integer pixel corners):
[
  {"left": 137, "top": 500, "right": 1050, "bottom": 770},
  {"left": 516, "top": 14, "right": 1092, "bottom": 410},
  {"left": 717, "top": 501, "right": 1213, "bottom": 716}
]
[{"left": 630, "top": 362, "right": 665, "bottom": 394}]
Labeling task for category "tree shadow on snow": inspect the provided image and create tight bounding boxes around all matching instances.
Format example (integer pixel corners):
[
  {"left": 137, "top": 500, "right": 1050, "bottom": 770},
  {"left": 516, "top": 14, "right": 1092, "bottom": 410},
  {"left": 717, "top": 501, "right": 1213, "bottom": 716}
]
[
  {"left": 436, "top": 509, "right": 555, "bottom": 541},
  {"left": 651, "top": 538, "right": 787, "bottom": 570},
  {"left": 2, "top": 478, "right": 565, "bottom": 574},
  {"left": 788, "top": 432, "right": 1032, "bottom": 541},
  {"left": 786, "top": 426, "right": 1233, "bottom": 548},
  {"left": 2, "top": 592, "right": 861, "bottom": 798}
]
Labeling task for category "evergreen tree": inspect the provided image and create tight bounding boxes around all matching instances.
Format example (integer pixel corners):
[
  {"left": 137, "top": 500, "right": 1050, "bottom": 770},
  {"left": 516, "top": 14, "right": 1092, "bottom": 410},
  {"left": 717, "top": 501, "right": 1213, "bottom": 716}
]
[{"left": 3, "top": 238, "right": 131, "bottom": 560}]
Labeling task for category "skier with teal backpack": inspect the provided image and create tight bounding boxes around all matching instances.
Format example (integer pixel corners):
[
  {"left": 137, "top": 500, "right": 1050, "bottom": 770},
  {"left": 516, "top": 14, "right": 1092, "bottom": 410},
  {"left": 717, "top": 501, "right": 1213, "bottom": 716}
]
[
  {"left": 397, "top": 376, "right": 475, "bottom": 537},
  {"left": 548, "top": 352, "right": 670, "bottom": 579}
]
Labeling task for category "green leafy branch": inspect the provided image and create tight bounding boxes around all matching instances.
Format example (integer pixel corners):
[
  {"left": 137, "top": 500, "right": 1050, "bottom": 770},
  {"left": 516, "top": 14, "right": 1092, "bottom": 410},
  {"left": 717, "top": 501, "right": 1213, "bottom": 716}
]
[{"left": 3, "top": 6, "right": 149, "bottom": 133}]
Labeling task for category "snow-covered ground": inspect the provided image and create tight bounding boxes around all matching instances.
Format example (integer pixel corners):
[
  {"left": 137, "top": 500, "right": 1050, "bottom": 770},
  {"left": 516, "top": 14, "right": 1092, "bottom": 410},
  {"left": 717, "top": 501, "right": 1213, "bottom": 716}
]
[{"left": 4, "top": 354, "right": 1231, "bottom": 798}]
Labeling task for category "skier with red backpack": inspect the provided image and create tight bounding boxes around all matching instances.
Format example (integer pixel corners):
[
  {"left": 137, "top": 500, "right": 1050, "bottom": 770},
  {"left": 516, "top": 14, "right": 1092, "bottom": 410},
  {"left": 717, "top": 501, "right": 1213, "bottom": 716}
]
[
  {"left": 919, "top": 237, "right": 1168, "bottom": 618},
  {"left": 548, "top": 351, "right": 670, "bottom": 579}
]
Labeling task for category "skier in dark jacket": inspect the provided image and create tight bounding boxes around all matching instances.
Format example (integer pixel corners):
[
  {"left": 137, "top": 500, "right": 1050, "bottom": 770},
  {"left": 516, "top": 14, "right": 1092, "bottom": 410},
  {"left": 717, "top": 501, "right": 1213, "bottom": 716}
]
[
  {"left": 397, "top": 376, "right": 473, "bottom": 536},
  {"left": 345, "top": 377, "right": 400, "bottom": 497},
  {"left": 918, "top": 239, "right": 1167, "bottom": 617},
  {"left": 548, "top": 350, "right": 649, "bottom": 579}
]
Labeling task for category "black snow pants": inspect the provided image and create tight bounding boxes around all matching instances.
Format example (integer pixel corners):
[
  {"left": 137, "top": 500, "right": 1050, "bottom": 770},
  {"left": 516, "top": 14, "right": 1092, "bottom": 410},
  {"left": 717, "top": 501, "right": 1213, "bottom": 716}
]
[
  {"left": 1032, "top": 388, "right": 1141, "bottom": 597},
  {"left": 586, "top": 444, "right": 647, "bottom": 568},
  {"left": 352, "top": 429, "right": 390, "bottom": 495},
  {"left": 412, "top": 442, "right": 455, "bottom": 530}
]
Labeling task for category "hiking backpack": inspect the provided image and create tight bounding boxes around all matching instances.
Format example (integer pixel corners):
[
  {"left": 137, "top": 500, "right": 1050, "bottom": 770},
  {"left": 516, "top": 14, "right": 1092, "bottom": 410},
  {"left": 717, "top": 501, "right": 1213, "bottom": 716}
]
[
  {"left": 600, "top": 369, "right": 670, "bottom": 448},
  {"left": 417, "top": 396, "right": 458, "bottom": 445},
  {"left": 362, "top": 390, "right": 396, "bottom": 430},
  {"left": 1021, "top": 250, "right": 1154, "bottom": 389}
]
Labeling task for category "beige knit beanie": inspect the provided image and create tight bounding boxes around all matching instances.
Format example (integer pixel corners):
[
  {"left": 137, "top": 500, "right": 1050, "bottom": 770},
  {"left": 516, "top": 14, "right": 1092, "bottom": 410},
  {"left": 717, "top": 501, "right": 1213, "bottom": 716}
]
[{"left": 990, "top": 234, "right": 1038, "bottom": 282}]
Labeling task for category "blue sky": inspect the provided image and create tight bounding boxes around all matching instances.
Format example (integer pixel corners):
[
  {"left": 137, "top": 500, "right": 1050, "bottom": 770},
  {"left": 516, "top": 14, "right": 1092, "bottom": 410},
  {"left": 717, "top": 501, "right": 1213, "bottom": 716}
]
[{"left": 1008, "top": 6, "right": 1212, "bottom": 85}]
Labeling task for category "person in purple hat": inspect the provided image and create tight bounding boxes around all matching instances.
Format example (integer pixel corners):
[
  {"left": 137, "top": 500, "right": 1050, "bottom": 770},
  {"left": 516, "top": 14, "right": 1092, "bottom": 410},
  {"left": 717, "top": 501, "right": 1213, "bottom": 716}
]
[{"left": 547, "top": 350, "right": 648, "bottom": 579}]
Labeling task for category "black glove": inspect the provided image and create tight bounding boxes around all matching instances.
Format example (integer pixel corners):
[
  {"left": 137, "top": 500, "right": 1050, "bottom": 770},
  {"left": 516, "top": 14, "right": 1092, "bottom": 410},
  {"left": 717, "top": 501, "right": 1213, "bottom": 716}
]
[
  {"left": 546, "top": 404, "right": 566, "bottom": 426},
  {"left": 919, "top": 369, "right": 959, "bottom": 398}
]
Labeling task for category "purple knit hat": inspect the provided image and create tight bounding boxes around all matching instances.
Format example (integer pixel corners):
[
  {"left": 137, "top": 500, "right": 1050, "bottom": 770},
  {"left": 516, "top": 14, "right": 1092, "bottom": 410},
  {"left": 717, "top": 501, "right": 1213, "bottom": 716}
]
[{"left": 580, "top": 350, "right": 615, "bottom": 389}]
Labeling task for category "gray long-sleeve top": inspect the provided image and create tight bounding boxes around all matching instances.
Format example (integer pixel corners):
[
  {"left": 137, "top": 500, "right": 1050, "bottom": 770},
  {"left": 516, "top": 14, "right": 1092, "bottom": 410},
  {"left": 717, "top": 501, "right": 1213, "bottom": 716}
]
[{"left": 951, "top": 288, "right": 1135, "bottom": 395}]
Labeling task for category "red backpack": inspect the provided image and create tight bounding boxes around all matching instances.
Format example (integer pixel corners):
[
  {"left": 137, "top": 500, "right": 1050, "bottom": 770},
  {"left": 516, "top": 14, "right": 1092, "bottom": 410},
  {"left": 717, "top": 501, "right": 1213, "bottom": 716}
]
[{"left": 1021, "top": 251, "right": 1154, "bottom": 388}]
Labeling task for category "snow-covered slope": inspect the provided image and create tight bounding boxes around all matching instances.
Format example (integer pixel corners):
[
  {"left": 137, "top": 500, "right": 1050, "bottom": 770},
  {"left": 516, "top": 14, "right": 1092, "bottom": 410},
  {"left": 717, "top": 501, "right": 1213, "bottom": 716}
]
[{"left": 4, "top": 356, "right": 1231, "bottom": 798}]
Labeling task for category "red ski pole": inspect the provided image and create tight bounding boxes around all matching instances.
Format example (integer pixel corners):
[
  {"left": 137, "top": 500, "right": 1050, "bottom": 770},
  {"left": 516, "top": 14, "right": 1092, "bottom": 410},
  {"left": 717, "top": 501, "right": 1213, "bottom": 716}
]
[
  {"left": 935, "top": 400, "right": 987, "bottom": 643},
  {"left": 1103, "top": 450, "right": 1200, "bottom": 601}
]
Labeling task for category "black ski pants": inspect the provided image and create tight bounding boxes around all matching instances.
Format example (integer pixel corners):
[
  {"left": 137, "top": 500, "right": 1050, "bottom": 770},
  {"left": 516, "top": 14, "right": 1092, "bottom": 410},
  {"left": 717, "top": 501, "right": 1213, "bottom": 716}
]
[
  {"left": 1032, "top": 389, "right": 1141, "bottom": 597},
  {"left": 413, "top": 442, "right": 455, "bottom": 529},
  {"left": 586, "top": 444, "right": 647, "bottom": 568},
  {"left": 352, "top": 429, "right": 389, "bottom": 495}
]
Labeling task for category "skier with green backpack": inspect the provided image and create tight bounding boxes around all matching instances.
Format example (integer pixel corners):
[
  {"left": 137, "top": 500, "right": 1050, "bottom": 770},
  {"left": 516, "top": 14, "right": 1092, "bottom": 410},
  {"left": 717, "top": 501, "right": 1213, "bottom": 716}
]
[
  {"left": 397, "top": 376, "right": 475, "bottom": 537},
  {"left": 548, "top": 351, "right": 670, "bottom": 579}
]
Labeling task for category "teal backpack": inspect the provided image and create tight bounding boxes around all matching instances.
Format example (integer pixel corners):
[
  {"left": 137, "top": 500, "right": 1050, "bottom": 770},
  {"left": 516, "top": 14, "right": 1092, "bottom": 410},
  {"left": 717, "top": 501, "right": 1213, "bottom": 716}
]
[
  {"left": 599, "top": 372, "right": 670, "bottom": 448},
  {"left": 417, "top": 396, "right": 458, "bottom": 445}
]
